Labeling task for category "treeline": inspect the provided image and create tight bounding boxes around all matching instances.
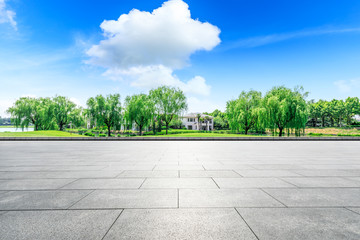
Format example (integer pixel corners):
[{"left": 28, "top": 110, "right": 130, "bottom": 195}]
[
  {"left": 226, "top": 86, "right": 308, "bottom": 136},
  {"left": 225, "top": 86, "right": 360, "bottom": 136},
  {"left": 6, "top": 85, "right": 360, "bottom": 137},
  {"left": 308, "top": 98, "right": 360, "bottom": 127},
  {"left": 7, "top": 86, "right": 187, "bottom": 136}
]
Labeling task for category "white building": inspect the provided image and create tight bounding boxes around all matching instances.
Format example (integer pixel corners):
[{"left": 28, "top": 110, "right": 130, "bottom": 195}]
[{"left": 181, "top": 113, "right": 214, "bottom": 131}]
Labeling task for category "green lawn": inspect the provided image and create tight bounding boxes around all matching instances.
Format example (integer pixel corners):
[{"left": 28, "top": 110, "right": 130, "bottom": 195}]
[
  {"left": 0, "top": 130, "right": 86, "bottom": 137},
  {"left": 140, "top": 133, "right": 269, "bottom": 137}
]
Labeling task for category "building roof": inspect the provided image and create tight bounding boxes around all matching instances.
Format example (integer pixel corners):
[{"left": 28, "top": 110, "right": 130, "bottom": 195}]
[{"left": 181, "top": 113, "right": 214, "bottom": 119}]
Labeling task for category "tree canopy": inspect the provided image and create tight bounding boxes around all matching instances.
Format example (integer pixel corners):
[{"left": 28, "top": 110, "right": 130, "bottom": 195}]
[
  {"left": 86, "top": 94, "right": 122, "bottom": 136},
  {"left": 150, "top": 86, "right": 188, "bottom": 134}
]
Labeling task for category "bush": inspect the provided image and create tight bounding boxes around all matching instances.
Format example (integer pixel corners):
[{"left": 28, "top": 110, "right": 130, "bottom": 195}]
[
  {"left": 84, "top": 131, "right": 95, "bottom": 137},
  {"left": 337, "top": 133, "right": 360, "bottom": 137},
  {"left": 308, "top": 133, "right": 324, "bottom": 136},
  {"left": 98, "top": 133, "right": 107, "bottom": 137}
]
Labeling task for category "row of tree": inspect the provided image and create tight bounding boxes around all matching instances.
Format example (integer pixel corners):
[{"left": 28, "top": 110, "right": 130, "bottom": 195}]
[
  {"left": 225, "top": 86, "right": 360, "bottom": 136},
  {"left": 7, "top": 96, "right": 85, "bottom": 131},
  {"left": 308, "top": 98, "right": 360, "bottom": 127},
  {"left": 6, "top": 85, "right": 360, "bottom": 137},
  {"left": 7, "top": 86, "right": 188, "bottom": 136}
]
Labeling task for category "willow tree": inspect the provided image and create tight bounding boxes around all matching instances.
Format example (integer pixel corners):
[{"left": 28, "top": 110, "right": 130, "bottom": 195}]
[
  {"left": 125, "top": 94, "right": 154, "bottom": 136},
  {"left": 226, "top": 90, "right": 264, "bottom": 134},
  {"left": 149, "top": 86, "right": 187, "bottom": 134},
  {"left": 86, "top": 94, "right": 122, "bottom": 136},
  {"left": 7, "top": 97, "right": 56, "bottom": 131},
  {"left": 53, "top": 96, "right": 76, "bottom": 131},
  {"left": 263, "top": 86, "right": 308, "bottom": 137}
]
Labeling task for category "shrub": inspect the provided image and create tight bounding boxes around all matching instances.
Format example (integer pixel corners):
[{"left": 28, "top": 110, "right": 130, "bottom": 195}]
[
  {"left": 84, "top": 131, "right": 95, "bottom": 137},
  {"left": 98, "top": 133, "right": 107, "bottom": 137}
]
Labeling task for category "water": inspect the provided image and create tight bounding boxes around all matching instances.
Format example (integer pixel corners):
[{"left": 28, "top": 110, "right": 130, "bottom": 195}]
[{"left": 0, "top": 127, "right": 34, "bottom": 132}]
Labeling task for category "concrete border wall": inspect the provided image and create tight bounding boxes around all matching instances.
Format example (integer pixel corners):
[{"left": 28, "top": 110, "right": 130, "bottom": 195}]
[{"left": 1, "top": 137, "right": 360, "bottom": 141}]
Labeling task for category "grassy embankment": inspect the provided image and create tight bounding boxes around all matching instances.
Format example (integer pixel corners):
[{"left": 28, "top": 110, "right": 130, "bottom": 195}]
[{"left": 0, "top": 130, "right": 86, "bottom": 137}]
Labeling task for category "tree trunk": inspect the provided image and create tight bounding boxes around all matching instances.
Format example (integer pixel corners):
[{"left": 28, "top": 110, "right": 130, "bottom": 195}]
[
  {"left": 139, "top": 125, "right": 143, "bottom": 136},
  {"left": 245, "top": 127, "right": 249, "bottom": 135},
  {"left": 166, "top": 122, "right": 169, "bottom": 135},
  {"left": 107, "top": 125, "right": 111, "bottom": 137},
  {"left": 152, "top": 120, "right": 156, "bottom": 135},
  {"left": 279, "top": 127, "right": 283, "bottom": 137}
]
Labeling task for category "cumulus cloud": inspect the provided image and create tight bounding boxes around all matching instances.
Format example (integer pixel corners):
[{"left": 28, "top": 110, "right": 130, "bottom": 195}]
[
  {"left": 0, "top": 0, "right": 17, "bottom": 30},
  {"left": 86, "top": 0, "right": 220, "bottom": 96}
]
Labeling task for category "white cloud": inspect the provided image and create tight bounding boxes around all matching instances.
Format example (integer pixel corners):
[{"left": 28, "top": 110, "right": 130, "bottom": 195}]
[
  {"left": 334, "top": 79, "right": 360, "bottom": 92},
  {"left": 0, "top": 0, "right": 17, "bottom": 30},
  {"left": 225, "top": 27, "right": 360, "bottom": 49},
  {"left": 86, "top": 0, "right": 220, "bottom": 96}
]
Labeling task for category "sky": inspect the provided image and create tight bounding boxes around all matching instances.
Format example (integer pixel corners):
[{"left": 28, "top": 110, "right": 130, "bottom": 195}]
[{"left": 1, "top": 0, "right": 360, "bottom": 116}]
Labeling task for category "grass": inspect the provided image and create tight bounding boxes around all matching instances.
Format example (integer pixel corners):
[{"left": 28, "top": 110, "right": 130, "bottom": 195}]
[
  {"left": 305, "top": 127, "right": 360, "bottom": 135},
  {"left": 140, "top": 133, "right": 269, "bottom": 137},
  {"left": 0, "top": 130, "right": 86, "bottom": 137}
]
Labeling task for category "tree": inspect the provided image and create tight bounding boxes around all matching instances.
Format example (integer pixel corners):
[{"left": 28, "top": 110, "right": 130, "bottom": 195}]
[
  {"left": 196, "top": 113, "right": 202, "bottom": 131},
  {"left": 53, "top": 96, "right": 76, "bottom": 131},
  {"left": 7, "top": 97, "right": 56, "bottom": 131},
  {"left": 86, "top": 94, "right": 122, "bottom": 137},
  {"left": 149, "top": 86, "right": 187, "bottom": 134},
  {"left": 226, "top": 90, "right": 264, "bottom": 135},
  {"left": 344, "top": 97, "right": 360, "bottom": 125},
  {"left": 69, "top": 107, "right": 86, "bottom": 128},
  {"left": 125, "top": 94, "right": 154, "bottom": 136},
  {"left": 263, "top": 86, "right": 308, "bottom": 136}
]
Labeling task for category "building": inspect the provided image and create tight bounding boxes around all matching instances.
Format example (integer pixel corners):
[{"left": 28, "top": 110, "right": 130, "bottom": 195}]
[{"left": 181, "top": 113, "right": 214, "bottom": 131}]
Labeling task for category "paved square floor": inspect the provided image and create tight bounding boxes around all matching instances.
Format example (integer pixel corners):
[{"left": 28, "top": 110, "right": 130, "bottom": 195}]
[{"left": 0, "top": 141, "right": 360, "bottom": 239}]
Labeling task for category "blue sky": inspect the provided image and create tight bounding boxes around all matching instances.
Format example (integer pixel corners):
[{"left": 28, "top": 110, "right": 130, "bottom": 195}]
[{"left": 1, "top": 0, "right": 360, "bottom": 116}]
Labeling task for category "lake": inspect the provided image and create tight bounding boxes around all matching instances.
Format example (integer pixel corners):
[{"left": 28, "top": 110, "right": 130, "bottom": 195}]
[{"left": 0, "top": 127, "right": 34, "bottom": 132}]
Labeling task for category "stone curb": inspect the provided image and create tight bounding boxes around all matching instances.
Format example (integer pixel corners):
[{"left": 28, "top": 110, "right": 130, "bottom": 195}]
[{"left": 1, "top": 137, "right": 360, "bottom": 141}]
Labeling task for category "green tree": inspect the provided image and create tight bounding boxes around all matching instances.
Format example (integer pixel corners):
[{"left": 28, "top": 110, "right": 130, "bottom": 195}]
[
  {"left": 69, "top": 107, "right": 86, "bottom": 128},
  {"left": 226, "top": 90, "right": 264, "bottom": 134},
  {"left": 263, "top": 86, "right": 308, "bottom": 137},
  {"left": 149, "top": 86, "right": 187, "bottom": 134},
  {"left": 7, "top": 97, "right": 56, "bottom": 131},
  {"left": 86, "top": 94, "right": 122, "bottom": 137},
  {"left": 344, "top": 97, "right": 360, "bottom": 125},
  {"left": 53, "top": 96, "right": 76, "bottom": 131},
  {"left": 125, "top": 94, "right": 154, "bottom": 136}
]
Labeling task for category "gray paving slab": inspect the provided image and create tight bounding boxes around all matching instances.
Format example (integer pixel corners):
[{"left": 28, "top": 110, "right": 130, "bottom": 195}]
[
  {"left": 238, "top": 208, "right": 360, "bottom": 240},
  {"left": 180, "top": 189, "right": 284, "bottom": 207},
  {"left": 203, "top": 164, "right": 254, "bottom": 170},
  {"left": 61, "top": 178, "right": 145, "bottom": 189},
  {"left": 235, "top": 169, "right": 302, "bottom": 177},
  {"left": 0, "top": 179, "right": 76, "bottom": 190},
  {"left": 0, "top": 171, "right": 121, "bottom": 179},
  {"left": 154, "top": 165, "right": 204, "bottom": 170},
  {"left": 180, "top": 170, "right": 241, "bottom": 178},
  {"left": 213, "top": 177, "right": 296, "bottom": 188},
  {"left": 281, "top": 177, "right": 360, "bottom": 188},
  {"left": 104, "top": 208, "right": 257, "bottom": 240},
  {"left": 347, "top": 208, "right": 360, "bottom": 215},
  {"left": 71, "top": 189, "right": 178, "bottom": 209},
  {"left": 117, "top": 170, "right": 178, "bottom": 178},
  {"left": 0, "top": 210, "right": 121, "bottom": 240},
  {"left": 0, "top": 190, "right": 91, "bottom": 210},
  {"left": 264, "top": 188, "right": 360, "bottom": 207},
  {"left": 292, "top": 169, "right": 360, "bottom": 177},
  {"left": 1, "top": 141, "right": 360, "bottom": 239},
  {"left": 141, "top": 178, "right": 218, "bottom": 189}
]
